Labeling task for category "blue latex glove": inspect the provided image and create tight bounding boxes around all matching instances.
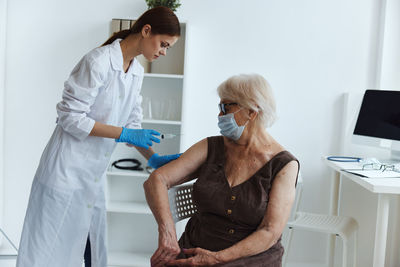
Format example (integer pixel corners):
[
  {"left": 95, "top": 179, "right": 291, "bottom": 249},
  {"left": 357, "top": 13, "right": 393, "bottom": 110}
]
[
  {"left": 115, "top": 127, "right": 160, "bottom": 149},
  {"left": 148, "top": 153, "right": 182, "bottom": 169}
]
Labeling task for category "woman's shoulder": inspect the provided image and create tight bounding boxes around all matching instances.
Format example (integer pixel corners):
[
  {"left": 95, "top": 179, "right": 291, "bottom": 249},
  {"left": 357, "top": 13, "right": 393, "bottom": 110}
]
[
  {"left": 83, "top": 45, "right": 110, "bottom": 67},
  {"left": 267, "top": 140, "right": 298, "bottom": 163},
  {"left": 70, "top": 46, "right": 111, "bottom": 79},
  {"left": 276, "top": 150, "right": 298, "bottom": 163},
  {"left": 182, "top": 136, "right": 221, "bottom": 165},
  {"left": 268, "top": 150, "right": 299, "bottom": 181},
  {"left": 206, "top": 135, "right": 223, "bottom": 143}
]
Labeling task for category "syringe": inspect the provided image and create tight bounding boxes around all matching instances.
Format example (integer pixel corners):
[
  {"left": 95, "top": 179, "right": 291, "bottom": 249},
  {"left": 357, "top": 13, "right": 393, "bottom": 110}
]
[{"left": 160, "top": 133, "right": 178, "bottom": 139}]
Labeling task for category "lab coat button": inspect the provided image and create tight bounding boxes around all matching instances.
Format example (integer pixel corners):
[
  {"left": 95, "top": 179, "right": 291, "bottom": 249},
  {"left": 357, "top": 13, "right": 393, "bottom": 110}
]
[
  {"left": 95, "top": 178, "right": 99, "bottom": 182},
  {"left": 87, "top": 204, "right": 92, "bottom": 209}
]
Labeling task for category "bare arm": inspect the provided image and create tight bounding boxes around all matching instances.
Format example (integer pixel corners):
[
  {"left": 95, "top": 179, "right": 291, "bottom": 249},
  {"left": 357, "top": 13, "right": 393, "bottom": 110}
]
[
  {"left": 216, "top": 160, "right": 299, "bottom": 263},
  {"left": 143, "top": 138, "right": 208, "bottom": 266},
  {"left": 144, "top": 138, "right": 207, "bottom": 228}
]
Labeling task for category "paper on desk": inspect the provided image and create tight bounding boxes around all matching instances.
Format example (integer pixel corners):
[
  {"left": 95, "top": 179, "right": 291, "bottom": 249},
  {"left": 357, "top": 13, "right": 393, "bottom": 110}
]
[{"left": 343, "top": 169, "right": 400, "bottom": 178}]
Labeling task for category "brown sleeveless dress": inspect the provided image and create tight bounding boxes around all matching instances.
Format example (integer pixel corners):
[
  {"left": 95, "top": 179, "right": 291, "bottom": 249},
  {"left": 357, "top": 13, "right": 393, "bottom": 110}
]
[{"left": 177, "top": 136, "right": 299, "bottom": 267}]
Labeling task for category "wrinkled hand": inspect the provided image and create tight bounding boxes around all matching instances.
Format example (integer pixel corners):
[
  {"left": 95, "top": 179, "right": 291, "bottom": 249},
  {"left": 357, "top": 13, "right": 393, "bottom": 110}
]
[
  {"left": 148, "top": 153, "right": 182, "bottom": 169},
  {"left": 151, "top": 229, "right": 181, "bottom": 267},
  {"left": 167, "top": 247, "right": 222, "bottom": 266},
  {"left": 115, "top": 127, "right": 160, "bottom": 149}
]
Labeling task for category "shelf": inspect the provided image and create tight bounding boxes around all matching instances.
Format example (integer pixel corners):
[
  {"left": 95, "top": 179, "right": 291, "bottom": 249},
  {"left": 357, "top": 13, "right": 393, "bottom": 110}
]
[
  {"left": 106, "top": 169, "right": 149, "bottom": 178},
  {"left": 0, "top": 235, "right": 18, "bottom": 260},
  {"left": 108, "top": 251, "right": 152, "bottom": 267},
  {"left": 107, "top": 201, "right": 152, "bottom": 214},
  {"left": 142, "top": 119, "right": 182, "bottom": 125},
  {"left": 0, "top": 247, "right": 17, "bottom": 260},
  {"left": 144, "top": 73, "right": 184, "bottom": 79}
]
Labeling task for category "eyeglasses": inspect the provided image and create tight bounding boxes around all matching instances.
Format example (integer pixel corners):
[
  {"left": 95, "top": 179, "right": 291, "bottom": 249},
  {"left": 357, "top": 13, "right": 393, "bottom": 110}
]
[
  {"left": 218, "top": 103, "right": 238, "bottom": 114},
  {"left": 362, "top": 163, "right": 395, "bottom": 172}
]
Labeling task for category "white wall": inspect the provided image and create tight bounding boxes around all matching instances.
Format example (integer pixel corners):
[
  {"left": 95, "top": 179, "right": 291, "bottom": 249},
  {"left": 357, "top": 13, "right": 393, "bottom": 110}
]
[
  {"left": 381, "top": 0, "right": 400, "bottom": 89},
  {"left": 3, "top": 0, "right": 400, "bottom": 266},
  {"left": 0, "top": 0, "right": 8, "bottom": 248}
]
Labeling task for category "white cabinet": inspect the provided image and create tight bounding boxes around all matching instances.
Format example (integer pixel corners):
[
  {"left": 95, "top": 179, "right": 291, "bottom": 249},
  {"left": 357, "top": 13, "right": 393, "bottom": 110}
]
[{"left": 106, "top": 20, "right": 188, "bottom": 267}]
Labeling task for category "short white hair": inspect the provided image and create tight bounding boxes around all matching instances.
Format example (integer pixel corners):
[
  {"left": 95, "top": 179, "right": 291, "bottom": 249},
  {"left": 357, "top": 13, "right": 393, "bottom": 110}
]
[{"left": 217, "top": 74, "right": 276, "bottom": 128}]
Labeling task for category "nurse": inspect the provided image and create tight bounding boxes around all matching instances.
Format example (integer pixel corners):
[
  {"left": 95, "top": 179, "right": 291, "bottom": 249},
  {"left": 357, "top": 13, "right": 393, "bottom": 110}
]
[{"left": 16, "top": 6, "right": 181, "bottom": 267}]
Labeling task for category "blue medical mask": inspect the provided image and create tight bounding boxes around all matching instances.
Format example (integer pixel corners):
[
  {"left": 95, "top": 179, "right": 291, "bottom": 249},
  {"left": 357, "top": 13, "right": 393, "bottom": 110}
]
[{"left": 218, "top": 109, "right": 248, "bottom": 141}]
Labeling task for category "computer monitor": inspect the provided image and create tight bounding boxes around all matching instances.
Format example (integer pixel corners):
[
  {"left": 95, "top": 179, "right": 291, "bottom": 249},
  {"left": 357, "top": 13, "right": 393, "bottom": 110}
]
[{"left": 352, "top": 89, "right": 400, "bottom": 160}]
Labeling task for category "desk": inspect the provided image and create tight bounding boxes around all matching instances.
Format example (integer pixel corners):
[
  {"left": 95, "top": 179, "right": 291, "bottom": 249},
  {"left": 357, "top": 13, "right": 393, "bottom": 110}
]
[{"left": 324, "top": 158, "right": 400, "bottom": 267}]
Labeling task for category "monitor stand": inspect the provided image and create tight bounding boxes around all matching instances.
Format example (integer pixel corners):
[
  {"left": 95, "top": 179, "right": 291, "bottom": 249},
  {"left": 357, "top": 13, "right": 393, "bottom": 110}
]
[
  {"left": 391, "top": 150, "right": 400, "bottom": 162},
  {"left": 381, "top": 150, "right": 400, "bottom": 164}
]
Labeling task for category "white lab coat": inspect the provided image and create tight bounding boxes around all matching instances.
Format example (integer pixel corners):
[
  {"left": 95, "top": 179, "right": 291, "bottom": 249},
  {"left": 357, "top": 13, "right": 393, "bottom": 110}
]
[{"left": 16, "top": 39, "right": 144, "bottom": 267}]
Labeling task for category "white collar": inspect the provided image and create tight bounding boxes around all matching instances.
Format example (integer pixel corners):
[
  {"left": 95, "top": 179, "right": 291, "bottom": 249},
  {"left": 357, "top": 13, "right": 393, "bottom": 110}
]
[{"left": 109, "top": 39, "right": 142, "bottom": 76}]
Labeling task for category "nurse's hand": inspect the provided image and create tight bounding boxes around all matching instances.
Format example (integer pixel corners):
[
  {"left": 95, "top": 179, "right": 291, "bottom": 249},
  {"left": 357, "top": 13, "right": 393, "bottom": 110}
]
[
  {"left": 148, "top": 153, "right": 182, "bottom": 169},
  {"left": 115, "top": 127, "right": 160, "bottom": 149}
]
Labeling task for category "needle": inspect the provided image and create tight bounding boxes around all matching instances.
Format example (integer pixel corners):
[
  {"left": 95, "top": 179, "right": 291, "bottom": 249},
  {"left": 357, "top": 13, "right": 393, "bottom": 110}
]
[{"left": 160, "top": 133, "right": 179, "bottom": 139}]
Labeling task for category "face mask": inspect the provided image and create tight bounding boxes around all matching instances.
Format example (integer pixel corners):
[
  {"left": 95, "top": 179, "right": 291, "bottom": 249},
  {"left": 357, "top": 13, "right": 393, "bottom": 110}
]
[{"left": 218, "top": 110, "right": 247, "bottom": 141}]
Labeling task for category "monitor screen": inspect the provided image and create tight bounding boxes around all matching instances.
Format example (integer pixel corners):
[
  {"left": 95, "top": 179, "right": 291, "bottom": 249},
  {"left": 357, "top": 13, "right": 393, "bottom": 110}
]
[{"left": 353, "top": 90, "right": 400, "bottom": 141}]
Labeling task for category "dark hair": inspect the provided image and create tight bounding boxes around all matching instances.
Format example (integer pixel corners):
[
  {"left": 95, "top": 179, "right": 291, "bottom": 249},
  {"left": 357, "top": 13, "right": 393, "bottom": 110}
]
[{"left": 102, "top": 6, "right": 180, "bottom": 46}]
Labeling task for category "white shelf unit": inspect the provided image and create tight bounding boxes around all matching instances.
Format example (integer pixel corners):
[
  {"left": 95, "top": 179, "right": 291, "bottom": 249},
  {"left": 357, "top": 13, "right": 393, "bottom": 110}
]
[
  {"left": 108, "top": 252, "right": 153, "bottom": 267},
  {"left": 141, "top": 119, "right": 182, "bottom": 125},
  {"left": 143, "top": 73, "right": 184, "bottom": 79},
  {"left": 106, "top": 19, "right": 188, "bottom": 267}
]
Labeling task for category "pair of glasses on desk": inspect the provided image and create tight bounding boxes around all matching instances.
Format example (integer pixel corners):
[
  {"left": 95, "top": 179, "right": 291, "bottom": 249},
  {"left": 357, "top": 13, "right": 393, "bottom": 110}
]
[{"left": 362, "top": 163, "right": 398, "bottom": 172}]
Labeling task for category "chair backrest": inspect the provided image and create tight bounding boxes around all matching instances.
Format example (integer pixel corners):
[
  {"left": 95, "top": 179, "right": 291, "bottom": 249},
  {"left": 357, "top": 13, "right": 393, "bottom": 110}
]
[
  {"left": 289, "top": 172, "right": 303, "bottom": 222},
  {"left": 168, "top": 173, "right": 303, "bottom": 223},
  {"left": 168, "top": 183, "right": 197, "bottom": 223}
]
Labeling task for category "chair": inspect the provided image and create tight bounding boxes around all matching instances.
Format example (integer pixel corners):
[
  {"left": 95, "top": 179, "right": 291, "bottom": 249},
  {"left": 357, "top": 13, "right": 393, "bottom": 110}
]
[
  {"left": 282, "top": 174, "right": 358, "bottom": 267},
  {"left": 168, "top": 183, "right": 197, "bottom": 223},
  {"left": 0, "top": 227, "right": 18, "bottom": 260}
]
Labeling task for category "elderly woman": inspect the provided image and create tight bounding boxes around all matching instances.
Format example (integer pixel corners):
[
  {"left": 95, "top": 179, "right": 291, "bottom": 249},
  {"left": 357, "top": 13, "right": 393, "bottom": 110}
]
[{"left": 144, "top": 74, "right": 299, "bottom": 267}]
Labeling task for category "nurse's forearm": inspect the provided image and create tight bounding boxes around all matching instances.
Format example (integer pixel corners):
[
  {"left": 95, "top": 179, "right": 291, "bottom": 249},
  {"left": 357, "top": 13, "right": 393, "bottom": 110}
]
[
  {"left": 90, "top": 122, "right": 156, "bottom": 159},
  {"left": 89, "top": 122, "right": 123, "bottom": 139}
]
